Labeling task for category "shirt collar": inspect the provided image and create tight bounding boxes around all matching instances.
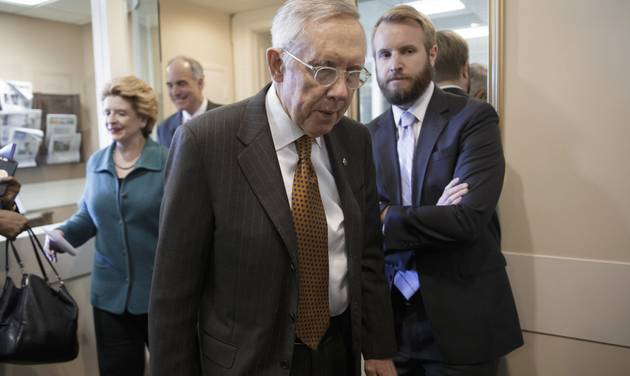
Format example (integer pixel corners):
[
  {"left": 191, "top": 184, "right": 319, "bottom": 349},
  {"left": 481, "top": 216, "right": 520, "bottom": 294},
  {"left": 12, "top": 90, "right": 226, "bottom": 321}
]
[
  {"left": 182, "top": 97, "right": 208, "bottom": 123},
  {"left": 94, "top": 138, "right": 163, "bottom": 173},
  {"left": 266, "top": 84, "right": 323, "bottom": 151},
  {"left": 439, "top": 84, "right": 465, "bottom": 91},
  {"left": 392, "top": 81, "right": 435, "bottom": 127}
]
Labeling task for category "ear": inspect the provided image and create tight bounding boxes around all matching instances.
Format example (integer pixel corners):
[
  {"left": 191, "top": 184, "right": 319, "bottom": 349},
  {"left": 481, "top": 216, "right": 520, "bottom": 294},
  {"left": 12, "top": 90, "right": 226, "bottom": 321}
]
[
  {"left": 462, "top": 61, "right": 469, "bottom": 80},
  {"left": 267, "top": 48, "right": 285, "bottom": 83},
  {"left": 428, "top": 44, "right": 438, "bottom": 67},
  {"left": 198, "top": 77, "right": 205, "bottom": 90}
]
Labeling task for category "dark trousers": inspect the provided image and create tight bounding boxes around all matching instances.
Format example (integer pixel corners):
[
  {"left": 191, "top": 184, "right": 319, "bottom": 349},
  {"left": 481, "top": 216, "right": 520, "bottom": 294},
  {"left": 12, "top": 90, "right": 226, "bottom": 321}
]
[
  {"left": 290, "top": 310, "right": 354, "bottom": 376},
  {"left": 93, "top": 306, "right": 149, "bottom": 376},
  {"left": 392, "top": 290, "right": 499, "bottom": 376}
]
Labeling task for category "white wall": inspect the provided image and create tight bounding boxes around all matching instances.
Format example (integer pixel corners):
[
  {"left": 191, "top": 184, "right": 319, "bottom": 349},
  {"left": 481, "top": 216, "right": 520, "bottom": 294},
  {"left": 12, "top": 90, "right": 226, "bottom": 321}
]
[
  {"left": 159, "top": 0, "right": 234, "bottom": 116},
  {"left": 499, "top": 0, "right": 630, "bottom": 374},
  {"left": 0, "top": 12, "right": 98, "bottom": 191}
]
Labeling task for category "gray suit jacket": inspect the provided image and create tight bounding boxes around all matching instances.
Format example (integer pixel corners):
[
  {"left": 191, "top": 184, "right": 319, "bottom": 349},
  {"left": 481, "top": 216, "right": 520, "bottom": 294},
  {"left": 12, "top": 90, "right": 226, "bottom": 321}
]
[{"left": 149, "top": 85, "right": 396, "bottom": 375}]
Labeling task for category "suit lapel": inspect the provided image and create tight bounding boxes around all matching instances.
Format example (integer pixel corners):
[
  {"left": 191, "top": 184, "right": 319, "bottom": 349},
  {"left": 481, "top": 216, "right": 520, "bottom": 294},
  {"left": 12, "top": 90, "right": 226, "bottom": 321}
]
[
  {"left": 237, "top": 87, "right": 298, "bottom": 266},
  {"left": 412, "top": 88, "right": 449, "bottom": 204},
  {"left": 374, "top": 111, "right": 402, "bottom": 205},
  {"left": 324, "top": 127, "right": 358, "bottom": 259}
]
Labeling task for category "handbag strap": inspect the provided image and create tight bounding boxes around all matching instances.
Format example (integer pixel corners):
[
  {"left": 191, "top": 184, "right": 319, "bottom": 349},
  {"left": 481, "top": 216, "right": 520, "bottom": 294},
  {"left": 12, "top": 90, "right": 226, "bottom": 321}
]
[
  {"left": 24, "top": 227, "right": 50, "bottom": 282},
  {"left": 5, "top": 240, "right": 25, "bottom": 273},
  {"left": 26, "top": 226, "right": 65, "bottom": 285}
]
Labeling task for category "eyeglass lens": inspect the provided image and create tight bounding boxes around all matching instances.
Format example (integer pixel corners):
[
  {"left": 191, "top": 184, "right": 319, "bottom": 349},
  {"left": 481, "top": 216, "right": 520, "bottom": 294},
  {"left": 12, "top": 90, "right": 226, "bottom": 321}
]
[{"left": 314, "top": 67, "right": 368, "bottom": 89}]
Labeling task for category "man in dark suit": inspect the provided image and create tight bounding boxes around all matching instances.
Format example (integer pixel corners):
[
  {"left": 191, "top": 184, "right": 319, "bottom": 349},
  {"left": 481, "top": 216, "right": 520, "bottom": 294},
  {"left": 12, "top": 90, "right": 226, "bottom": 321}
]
[
  {"left": 435, "top": 30, "right": 470, "bottom": 97},
  {"left": 367, "top": 6, "right": 523, "bottom": 375},
  {"left": 149, "top": 1, "right": 396, "bottom": 375},
  {"left": 157, "top": 55, "right": 220, "bottom": 147}
]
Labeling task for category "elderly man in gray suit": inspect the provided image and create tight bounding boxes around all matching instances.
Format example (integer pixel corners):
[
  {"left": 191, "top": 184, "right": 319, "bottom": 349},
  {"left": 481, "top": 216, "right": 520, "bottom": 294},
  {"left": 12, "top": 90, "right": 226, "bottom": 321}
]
[{"left": 149, "top": 1, "right": 397, "bottom": 375}]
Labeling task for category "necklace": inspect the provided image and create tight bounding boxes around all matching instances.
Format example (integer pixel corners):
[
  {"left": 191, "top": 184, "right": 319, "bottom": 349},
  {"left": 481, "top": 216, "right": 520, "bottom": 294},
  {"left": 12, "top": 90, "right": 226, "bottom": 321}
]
[{"left": 114, "top": 161, "right": 136, "bottom": 170}]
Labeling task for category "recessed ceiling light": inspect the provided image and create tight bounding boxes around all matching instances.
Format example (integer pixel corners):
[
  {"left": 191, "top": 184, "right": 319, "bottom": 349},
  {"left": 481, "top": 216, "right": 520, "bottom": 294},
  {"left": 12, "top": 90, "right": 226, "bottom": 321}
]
[
  {"left": 0, "top": 0, "right": 54, "bottom": 6},
  {"left": 406, "top": 0, "right": 466, "bottom": 16},
  {"left": 454, "top": 25, "right": 489, "bottom": 39}
]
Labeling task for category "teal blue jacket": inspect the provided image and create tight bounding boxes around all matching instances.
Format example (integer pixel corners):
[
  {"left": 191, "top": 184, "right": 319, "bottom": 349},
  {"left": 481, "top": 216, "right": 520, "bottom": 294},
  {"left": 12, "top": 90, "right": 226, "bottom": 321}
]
[{"left": 59, "top": 138, "right": 167, "bottom": 314}]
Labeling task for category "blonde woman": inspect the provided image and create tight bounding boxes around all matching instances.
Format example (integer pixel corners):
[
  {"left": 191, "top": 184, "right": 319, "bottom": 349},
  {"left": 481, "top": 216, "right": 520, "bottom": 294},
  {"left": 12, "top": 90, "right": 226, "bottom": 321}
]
[{"left": 47, "top": 76, "right": 167, "bottom": 375}]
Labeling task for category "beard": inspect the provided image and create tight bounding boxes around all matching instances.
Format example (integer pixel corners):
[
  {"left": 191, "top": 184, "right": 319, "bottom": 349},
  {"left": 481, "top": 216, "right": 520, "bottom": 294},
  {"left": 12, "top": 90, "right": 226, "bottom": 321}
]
[{"left": 378, "top": 59, "right": 433, "bottom": 107}]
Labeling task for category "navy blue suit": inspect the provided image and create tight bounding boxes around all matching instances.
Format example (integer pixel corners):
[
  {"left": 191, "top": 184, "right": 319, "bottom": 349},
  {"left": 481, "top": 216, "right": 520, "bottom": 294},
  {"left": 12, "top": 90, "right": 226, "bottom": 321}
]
[
  {"left": 157, "top": 100, "right": 220, "bottom": 148},
  {"left": 367, "top": 87, "right": 522, "bottom": 365}
]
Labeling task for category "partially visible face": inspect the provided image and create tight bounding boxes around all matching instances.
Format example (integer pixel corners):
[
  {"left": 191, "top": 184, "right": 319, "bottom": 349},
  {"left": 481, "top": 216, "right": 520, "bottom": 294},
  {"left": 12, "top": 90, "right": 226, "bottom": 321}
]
[
  {"left": 272, "top": 16, "right": 366, "bottom": 138},
  {"left": 166, "top": 60, "right": 204, "bottom": 114},
  {"left": 373, "top": 20, "right": 437, "bottom": 108},
  {"left": 103, "top": 95, "right": 146, "bottom": 143}
]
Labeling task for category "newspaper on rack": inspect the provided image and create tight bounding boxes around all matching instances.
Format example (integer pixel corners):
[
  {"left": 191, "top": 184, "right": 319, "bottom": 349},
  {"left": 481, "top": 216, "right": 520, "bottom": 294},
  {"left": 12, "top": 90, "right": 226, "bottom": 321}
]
[
  {"left": 45, "top": 114, "right": 80, "bottom": 164},
  {"left": 47, "top": 133, "right": 81, "bottom": 164},
  {"left": 0, "top": 80, "right": 33, "bottom": 111},
  {"left": 46, "top": 113, "right": 77, "bottom": 136},
  {"left": 0, "top": 109, "right": 42, "bottom": 146},
  {"left": 9, "top": 127, "right": 44, "bottom": 168}
]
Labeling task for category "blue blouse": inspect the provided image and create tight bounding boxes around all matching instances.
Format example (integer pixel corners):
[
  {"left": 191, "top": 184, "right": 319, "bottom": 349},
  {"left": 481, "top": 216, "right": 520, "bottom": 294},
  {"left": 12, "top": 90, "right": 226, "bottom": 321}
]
[{"left": 59, "top": 138, "right": 168, "bottom": 314}]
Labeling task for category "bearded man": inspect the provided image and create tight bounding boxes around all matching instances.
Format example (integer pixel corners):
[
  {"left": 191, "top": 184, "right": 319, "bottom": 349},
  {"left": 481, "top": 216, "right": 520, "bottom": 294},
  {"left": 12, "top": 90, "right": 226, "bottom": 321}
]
[{"left": 366, "top": 5, "right": 523, "bottom": 376}]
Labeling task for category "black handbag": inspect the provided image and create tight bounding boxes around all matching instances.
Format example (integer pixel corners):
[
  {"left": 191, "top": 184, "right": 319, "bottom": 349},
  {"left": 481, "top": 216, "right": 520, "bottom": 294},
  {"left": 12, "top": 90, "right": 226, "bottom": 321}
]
[{"left": 0, "top": 227, "right": 79, "bottom": 364}]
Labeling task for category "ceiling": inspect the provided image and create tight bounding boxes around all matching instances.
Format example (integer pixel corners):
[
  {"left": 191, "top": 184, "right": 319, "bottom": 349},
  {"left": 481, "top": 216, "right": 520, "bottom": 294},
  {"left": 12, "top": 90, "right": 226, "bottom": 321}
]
[
  {"left": 182, "top": 0, "right": 283, "bottom": 14},
  {"left": 0, "top": 0, "right": 91, "bottom": 25},
  {"left": 0, "top": 0, "right": 283, "bottom": 25},
  {"left": 0, "top": 0, "right": 487, "bottom": 27}
]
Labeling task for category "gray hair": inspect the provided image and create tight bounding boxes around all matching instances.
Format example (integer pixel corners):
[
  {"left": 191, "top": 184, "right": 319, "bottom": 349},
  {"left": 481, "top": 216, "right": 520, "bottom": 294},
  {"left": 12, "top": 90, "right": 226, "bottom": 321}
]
[
  {"left": 167, "top": 55, "right": 205, "bottom": 80},
  {"left": 271, "top": 0, "right": 360, "bottom": 49},
  {"left": 469, "top": 63, "right": 488, "bottom": 99}
]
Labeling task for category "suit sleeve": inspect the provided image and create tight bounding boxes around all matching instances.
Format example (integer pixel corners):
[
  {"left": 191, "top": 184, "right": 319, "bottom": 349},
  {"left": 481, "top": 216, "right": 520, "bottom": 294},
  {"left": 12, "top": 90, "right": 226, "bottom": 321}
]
[
  {"left": 383, "top": 104, "right": 504, "bottom": 250},
  {"left": 360, "top": 129, "right": 397, "bottom": 359},
  {"left": 149, "top": 125, "right": 214, "bottom": 376}
]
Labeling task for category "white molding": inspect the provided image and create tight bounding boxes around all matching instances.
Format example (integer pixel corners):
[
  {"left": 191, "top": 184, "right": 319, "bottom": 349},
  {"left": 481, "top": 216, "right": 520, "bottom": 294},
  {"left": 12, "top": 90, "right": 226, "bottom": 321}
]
[
  {"left": 91, "top": 0, "right": 132, "bottom": 149},
  {"left": 19, "top": 178, "right": 85, "bottom": 212},
  {"left": 504, "top": 251, "right": 630, "bottom": 347},
  {"left": 488, "top": 0, "right": 501, "bottom": 111}
]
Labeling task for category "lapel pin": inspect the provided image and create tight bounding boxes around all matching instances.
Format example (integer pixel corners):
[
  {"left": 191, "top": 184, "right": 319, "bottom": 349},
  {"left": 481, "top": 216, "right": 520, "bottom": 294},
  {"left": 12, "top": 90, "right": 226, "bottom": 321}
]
[{"left": 342, "top": 157, "right": 348, "bottom": 166}]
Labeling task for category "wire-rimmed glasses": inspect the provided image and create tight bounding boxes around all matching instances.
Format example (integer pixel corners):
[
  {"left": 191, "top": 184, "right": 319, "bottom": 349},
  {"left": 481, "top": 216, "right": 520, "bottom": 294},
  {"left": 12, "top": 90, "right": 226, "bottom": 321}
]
[{"left": 282, "top": 49, "right": 371, "bottom": 90}]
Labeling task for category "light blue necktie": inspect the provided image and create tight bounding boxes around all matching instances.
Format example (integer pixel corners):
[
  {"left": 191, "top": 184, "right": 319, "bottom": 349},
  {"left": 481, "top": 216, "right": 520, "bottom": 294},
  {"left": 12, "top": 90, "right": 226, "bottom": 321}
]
[
  {"left": 397, "top": 111, "right": 416, "bottom": 206},
  {"left": 394, "top": 110, "right": 420, "bottom": 300}
]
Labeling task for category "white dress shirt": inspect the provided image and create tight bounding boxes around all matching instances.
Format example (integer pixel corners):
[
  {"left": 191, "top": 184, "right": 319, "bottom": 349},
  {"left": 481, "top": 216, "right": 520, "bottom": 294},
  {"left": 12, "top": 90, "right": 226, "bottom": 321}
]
[
  {"left": 181, "top": 97, "right": 208, "bottom": 124},
  {"left": 265, "top": 85, "right": 348, "bottom": 316},
  {"left": 392, "top": 81, "right": 435, "bottom": 143}
]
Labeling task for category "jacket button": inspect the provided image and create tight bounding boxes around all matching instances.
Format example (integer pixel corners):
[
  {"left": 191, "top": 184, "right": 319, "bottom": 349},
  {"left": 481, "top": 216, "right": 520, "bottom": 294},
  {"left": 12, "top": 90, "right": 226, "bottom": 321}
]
[
  {"left": 280, "top": 360, "right": 290, "bottom": 369},
  {"left": 289, "top": 312, "right": 296, "bottom": 322},
  {"left": 289, "top": 263, "right": 295, "bottom": 271}
]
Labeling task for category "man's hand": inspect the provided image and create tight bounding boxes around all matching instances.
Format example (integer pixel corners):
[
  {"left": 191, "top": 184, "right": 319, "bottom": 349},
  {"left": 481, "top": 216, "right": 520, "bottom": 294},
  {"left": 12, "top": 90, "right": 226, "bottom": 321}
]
[
  {"left": 0, "top": 176, "right": 20, "bottom": 208},
  {"left": 436, "top": 177, "right": 468, "bottom": 206},
  {"left": 365, "top": 358, "right": 397, "bottom": 376},
  {"left": 0, "top": 210, "right": 28, "bottom": 239}
]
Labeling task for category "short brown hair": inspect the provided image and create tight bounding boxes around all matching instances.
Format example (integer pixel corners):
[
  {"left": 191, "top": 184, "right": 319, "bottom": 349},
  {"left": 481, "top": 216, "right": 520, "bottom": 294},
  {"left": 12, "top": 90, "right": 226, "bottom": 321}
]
[
  {"left": 435, "top": 30, "right": 469, "bottom": 82},
  {"left": 102, "top": 76, "right": 158, "bottom": 138},
  {"left": 372, "top": 5, "right": 436, "bottom": 52}
]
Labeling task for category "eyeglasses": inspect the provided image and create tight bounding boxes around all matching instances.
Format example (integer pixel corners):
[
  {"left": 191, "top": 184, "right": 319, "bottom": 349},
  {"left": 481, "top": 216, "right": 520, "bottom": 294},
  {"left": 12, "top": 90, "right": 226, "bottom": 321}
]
[{"left": 282, "top": 49, "right": 371, "bottom": 90}]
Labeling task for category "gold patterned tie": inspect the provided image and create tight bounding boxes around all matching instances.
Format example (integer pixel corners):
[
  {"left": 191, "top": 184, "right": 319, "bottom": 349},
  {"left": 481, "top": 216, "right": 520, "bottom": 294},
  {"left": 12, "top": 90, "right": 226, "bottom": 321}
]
[{"left": 292, "top": 135, "right": 330, "bottom": 349}]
